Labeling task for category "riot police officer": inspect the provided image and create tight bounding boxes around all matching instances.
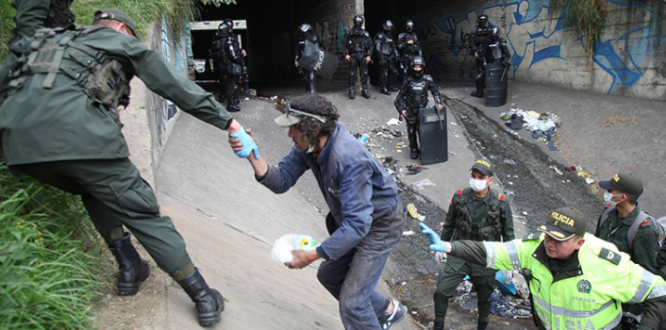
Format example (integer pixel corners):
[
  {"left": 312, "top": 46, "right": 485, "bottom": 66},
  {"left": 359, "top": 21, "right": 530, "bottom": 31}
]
[
  {"left": 215, "top": 21, "right": 243, "bottom": 112},
  {"left": 474, "top": 27, "right": 510, "bottom": 97},
  {"left": 397, "top": 20, "right": 422, "bottom": 83},
  {"left": 394, "top": 56, "right": 443, "bottom": 159},
  {"left": 469, "top": 15, "right": 491, "bottom": 97},
  {"left": 294, "top": 23, "right": 318, "bottom": 94},
  {"left": 343, "top": 15, "right": 373, "bottom": 99},
  {"left": 373, "top": 20, "right": 400, "bottom": 95}
]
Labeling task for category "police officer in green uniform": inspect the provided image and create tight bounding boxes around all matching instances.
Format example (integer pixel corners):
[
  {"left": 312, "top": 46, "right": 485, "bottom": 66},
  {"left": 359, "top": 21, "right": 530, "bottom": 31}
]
[
  {"left": 0, "top": 1, "right": 259, "bottom": 327},
  {"left": 595, "top": 173, "right": 666, "bottom": 328},
  {"left": 421, "top": 207, "right": 666, "bottom": 330},
  {"left": 433, "top": 160, "right": 515, "bottom": 330}
]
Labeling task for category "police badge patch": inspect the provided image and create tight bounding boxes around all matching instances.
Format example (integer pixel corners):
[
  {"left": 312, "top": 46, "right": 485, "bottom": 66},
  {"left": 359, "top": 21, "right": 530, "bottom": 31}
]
[{"left": 577, "top": 280, "right": 591, "bottom": 293}]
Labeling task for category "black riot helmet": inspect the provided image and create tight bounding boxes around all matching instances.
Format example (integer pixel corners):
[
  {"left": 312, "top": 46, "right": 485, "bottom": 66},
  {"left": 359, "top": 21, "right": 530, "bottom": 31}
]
[
  {"left": 490, "top": 27, "right": 499, "bottom": 41},
  {"left": 353, "top": 15, "right": 363, "bottom": 29},
  {"left": 299, "top": 23, "right": 313, "bottom": 33},
  {"left": 405, "top": 20, "right": 414, "bottom": 32},
  {"left": 477, "top": 15, "right": 488, "bottom": 28},
  {"left": 224, "top": 18, "right": 234, "bottom": 31},
  {"left": 383, "top": 20, "right": 394, "bottom": 31},
  {"left": 218, "top": 22, "right": 231, "bottom": 37},
  {"left": 411, "top": 56, "right": 425, "bottom": 79}
]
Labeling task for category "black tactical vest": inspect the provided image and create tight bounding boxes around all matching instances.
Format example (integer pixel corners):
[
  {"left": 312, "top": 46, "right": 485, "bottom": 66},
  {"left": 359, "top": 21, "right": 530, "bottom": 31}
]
[{"left": 452, "top": 188, "right": 503, "bottom": 241}]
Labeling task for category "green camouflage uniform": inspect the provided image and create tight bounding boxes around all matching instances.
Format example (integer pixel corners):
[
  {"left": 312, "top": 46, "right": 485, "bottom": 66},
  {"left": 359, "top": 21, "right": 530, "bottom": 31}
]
[
  {"left": 1, "top": 0, "right": 234, "bottom": 274},
  {"left": 435, "top": 188, "right": 514, "bottom": 321}
]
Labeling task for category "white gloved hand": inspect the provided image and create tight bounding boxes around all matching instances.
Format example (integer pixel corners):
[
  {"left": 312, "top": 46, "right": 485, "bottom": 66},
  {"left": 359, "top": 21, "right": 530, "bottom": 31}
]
[{"left": 435, "top": 251, "right": 447, "bottom": 264}]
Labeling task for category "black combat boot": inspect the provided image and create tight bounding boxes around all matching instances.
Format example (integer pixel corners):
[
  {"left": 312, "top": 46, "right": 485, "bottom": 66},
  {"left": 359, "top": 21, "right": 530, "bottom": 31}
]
[
  {"left": 477, "top": 320, "right": 489, "bottom": 330},
  {"left": 46, "top": 0, "right": 75, "bottom": 29},
  {"left": 471, "top": 80, "right": 484, "bottom": 98},
  {"left": 362, "top": 87, "right": 371, "bottom": 99},
  {"left": 227, "top": 100, "right": 240, "bottom": 112},
  {"left": 380, "top": 87, "right": 390, "bottom": 95},
  {"left": 349, "top": 87, "right": 356, "bottom": 99},
  {"left": 410, "top": 148, "right": 419, "bottom": 160},
  {"left": 433, "top": 321, "right": 444, "bottom": 330},
  {"left": 109, "top": 233, "right": 151, "bottom": 296},
  {"left": 177, "top": 269, "right": 225, "bottom": 327}
]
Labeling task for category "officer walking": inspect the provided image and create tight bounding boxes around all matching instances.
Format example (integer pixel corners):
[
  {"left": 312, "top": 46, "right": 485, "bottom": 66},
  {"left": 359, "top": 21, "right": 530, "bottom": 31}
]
[
  {"left": 474, "top": 27, "right": 510, "bottom": 97},
  {"left": 469, "top": 15, "right": 491, "bottom": 97},
  {"left": 294, "top": 23, "right": 318, "bottom": 94},
  {"left": 394, "top": 56, "right": 443, "bottom": 159},
  {"left": 432, "top": 160, "right": 514, "bottom": 330},
  {"left": 215, "top": 20, "right": 243, "bottom": 112},
  {"left": 342, "top": 15, "right": 373, "bottom": 99},
  {"left": 421, "top": 207, "right": 666, "bottom": 330},
  {"left": 397, "top": 20, "right": 422, "bottom": 83},
  {"left": 595, "top": 173, "right": 666, "bottom": 328},
  {"left": 1, "top": 2, "right": 259, "bottom": 327},
  {"left": 373, "top": 20, "right": 400, "bottom": 95}
]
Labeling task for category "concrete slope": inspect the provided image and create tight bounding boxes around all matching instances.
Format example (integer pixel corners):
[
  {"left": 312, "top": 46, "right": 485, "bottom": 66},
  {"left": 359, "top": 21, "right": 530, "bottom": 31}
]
[{"left": 155, "top": 107, "right": 420, "bottom": 329}]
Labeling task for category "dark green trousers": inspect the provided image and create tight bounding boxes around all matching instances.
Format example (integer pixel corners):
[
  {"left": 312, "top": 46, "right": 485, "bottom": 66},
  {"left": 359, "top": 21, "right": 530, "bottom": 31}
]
[
  {"left": 18, "top": 158, "right": 191, "bottom": 273},
  {"left": 434, "top": 256, "right": 496, "bottom": 319}
]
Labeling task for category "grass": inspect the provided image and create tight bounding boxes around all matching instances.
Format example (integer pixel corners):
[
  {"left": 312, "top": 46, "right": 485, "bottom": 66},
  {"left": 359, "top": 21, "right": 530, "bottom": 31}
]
[
  {"left": 0, "top": 157, "right": 111, "bottom": 329},
  {"left": 1, "top": 0, "right": 203, "bottom": 62}
]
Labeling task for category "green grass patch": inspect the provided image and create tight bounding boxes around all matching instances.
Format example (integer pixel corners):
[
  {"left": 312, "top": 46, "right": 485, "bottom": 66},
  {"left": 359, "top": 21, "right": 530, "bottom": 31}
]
[{"left": 0, "top": 158, "right": 111, "bottom": 329}]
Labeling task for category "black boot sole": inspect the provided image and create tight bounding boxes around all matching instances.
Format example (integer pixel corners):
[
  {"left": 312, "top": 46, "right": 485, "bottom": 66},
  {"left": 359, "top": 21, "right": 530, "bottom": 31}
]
[
  {"left": 198, "top": 290, "right": 225, "bottom": 327},
  {"left": 117, "top": 261, "right": 150, "bottom": 296}
]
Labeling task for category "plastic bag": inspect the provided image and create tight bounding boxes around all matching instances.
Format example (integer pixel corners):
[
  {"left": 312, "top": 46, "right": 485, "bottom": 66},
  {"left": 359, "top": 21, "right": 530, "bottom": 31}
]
[{"left": 271, "top": 234, "right": 317, "bottom": 263}]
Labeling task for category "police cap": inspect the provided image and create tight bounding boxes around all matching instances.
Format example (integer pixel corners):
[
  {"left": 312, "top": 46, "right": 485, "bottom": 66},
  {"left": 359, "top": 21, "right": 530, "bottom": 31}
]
[{"left": 95, "top": 8, "right": 137, "bottom": 37}]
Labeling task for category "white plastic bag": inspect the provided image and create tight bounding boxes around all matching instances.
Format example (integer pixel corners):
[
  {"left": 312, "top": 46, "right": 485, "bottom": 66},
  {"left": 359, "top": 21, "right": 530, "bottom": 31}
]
[{"left": 271, "top": 234, "right": 317, "bottom": 263}]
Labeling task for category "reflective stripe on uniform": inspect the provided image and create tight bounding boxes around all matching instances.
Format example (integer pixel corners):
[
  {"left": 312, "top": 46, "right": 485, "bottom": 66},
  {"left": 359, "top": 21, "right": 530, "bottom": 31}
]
[
  {"left": 647, "top": 284, "right": 666, "bottom": 300},
  {"left": 534, "top": 295, "right": 615, "bottom": 318},
  {"left": 506, "top": 241, "right": 522, "bottom": 271},
  {"left": 628, "top": 269, "right": 654, "bottom": 303},
  {"left": 484, "top": 241, "right": 496, "bottom": 268}
]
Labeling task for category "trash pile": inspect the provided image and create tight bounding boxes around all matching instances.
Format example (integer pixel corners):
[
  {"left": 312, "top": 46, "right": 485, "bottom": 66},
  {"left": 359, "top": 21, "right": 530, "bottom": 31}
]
[
  {"left": 500, "top": 107, "right": 561, "bottom": 151},
  {"left": 454, "top": 271, "right": 532, "bottom": 319}
]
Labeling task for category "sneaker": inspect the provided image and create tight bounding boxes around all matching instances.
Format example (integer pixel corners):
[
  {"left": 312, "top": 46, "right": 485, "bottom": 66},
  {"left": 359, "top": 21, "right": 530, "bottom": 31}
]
[{"left": 379, "top": 299, "right": 408, "bottom": 330}]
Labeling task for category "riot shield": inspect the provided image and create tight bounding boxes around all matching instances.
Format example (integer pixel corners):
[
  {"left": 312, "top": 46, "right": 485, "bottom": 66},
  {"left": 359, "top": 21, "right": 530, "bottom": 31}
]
[
  {"left": 418, "top": 107, "right": 448, "bottom": 165},
  {"left": 298, "top": 39, "right": 339, "bottom": 79}
]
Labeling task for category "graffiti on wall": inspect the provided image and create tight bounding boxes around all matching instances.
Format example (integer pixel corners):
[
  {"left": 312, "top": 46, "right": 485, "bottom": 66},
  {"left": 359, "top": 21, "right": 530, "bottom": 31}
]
[
  {"left": 423, "top": 0, "right": 666, "bottom": 99},
  {"left": 152, "top": 15, "right": 179, "bottom": 147}
]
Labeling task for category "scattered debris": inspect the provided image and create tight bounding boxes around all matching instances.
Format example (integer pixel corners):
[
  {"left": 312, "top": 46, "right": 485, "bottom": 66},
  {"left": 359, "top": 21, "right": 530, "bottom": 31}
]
[
  {"left": 411, "top": 178, "right": 437, "bottom": 190},
  {"left": 402, "top": 230, "right": 415, "bottom": 236},
  {"left": 549, "top": 165, "right": 563, "bottom": 175}
]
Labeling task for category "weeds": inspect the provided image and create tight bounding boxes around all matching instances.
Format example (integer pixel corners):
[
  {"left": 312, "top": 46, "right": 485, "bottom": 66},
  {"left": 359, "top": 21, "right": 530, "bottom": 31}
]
[{"left": 0, "top": 158, "right": 111, "bottom": 329}]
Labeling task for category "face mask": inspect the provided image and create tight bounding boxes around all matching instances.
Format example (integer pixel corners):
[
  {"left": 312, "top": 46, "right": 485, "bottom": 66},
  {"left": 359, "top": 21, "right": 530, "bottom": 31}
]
[
  {"left": 604, "top": 191, "right": 622, "bottom": 207},
  {"left": 469, "top": 178, "right": 488, "bottom": 192}
]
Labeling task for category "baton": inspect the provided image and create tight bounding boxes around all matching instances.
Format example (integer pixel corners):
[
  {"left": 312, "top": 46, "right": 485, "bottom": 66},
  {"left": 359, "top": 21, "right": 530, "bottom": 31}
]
[{"left": 500, "top": 63, "right": 508, "bottom": 82}]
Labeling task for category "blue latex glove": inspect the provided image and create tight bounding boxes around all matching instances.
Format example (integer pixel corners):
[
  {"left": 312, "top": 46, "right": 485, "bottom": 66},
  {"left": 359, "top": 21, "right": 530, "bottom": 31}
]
[
  {"left": 419, "top": 223, "right": 449, "bottom": 252},
  {"left": 230, "top": 127, "right": 260, "bottom": 158}
]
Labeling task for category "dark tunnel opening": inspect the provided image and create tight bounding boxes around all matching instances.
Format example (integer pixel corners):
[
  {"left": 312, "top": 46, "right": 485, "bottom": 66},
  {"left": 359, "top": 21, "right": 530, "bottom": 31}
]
[{"left": 188, "top": 0, "right": 439, "bottom": 92}]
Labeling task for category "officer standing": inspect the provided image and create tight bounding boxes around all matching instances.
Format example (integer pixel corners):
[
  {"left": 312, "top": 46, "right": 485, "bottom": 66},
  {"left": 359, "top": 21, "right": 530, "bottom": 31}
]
[
  {"left": 0, "top": 2, "right": 259, "bottom": 327},
  {"left": 342, "top": 15, "right": 373, "bottom": 99},
  {"left": 474, "top": 27, "right": 511, "bottom": 97},
  {"left": 397, "top": 20, "right": 422, "bottom": 83},
  {"left": 421, "top": 207, "right": 666, "bottom": 330},
  {"left": 216, "top": 20, "right": 243, "bottom": 112},
  {"left": 469, "top": 15, "right": 490, "bottom": 97},
  {"left": 210, "top": 24, "right": 227, "bottom": 102},
  {"left": 225, "top": 18, "right": 248, "bottom": 99},
  {"left": 373, "top": 20, "right": 400, "bottom": 95},
  {"left": 595, "top": 173, "right": 666, "bottom": 328},
  {"left": 432, "top": 160, "right": 514, "bottom": 330},
  {"left": 394, "top": 56, "right": 443, "bottom": 159},
  {"left": 294, "top": 23, "right": 318, "bottom": 94}
]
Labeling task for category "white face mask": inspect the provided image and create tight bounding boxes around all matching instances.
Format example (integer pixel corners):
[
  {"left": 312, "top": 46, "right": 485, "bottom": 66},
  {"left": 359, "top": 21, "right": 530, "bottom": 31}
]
[
  {"left": 115, "top": 25, "right": 129, "bottom": 36},
  {"left": 469, "top": 178, "right": 488, "bottom": 192},
  {"left": 604, "top": 191, "right": 622, "bottom": 207}
]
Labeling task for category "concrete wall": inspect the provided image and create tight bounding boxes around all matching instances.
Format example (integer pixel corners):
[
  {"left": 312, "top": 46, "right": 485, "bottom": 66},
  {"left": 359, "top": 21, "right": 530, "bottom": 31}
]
[
  {"left": 411, "top": 0, "right": 666, "bottom": 101},
  {"left": 124, "top": 16, "right": 193, "bottom": 187}
]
